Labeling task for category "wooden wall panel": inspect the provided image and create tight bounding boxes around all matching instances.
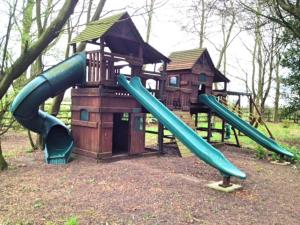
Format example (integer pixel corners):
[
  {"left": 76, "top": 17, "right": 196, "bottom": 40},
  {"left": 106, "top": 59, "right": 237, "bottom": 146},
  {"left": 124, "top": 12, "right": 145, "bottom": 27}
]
[
  {"left": 99, "top": 113, "right": 113, "bottom": 155},
  {"left": 129, "top": 113, "right": 146, "bottom": 154},
  {"left": 71, "top": 87, "right": 145, "bottom": 159}
]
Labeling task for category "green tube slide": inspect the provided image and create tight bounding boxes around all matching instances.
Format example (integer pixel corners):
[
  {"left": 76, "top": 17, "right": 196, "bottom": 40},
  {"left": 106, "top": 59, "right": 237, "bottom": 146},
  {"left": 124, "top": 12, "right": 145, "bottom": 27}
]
[
  {"left": 199, "top": 94, "right": 293, "bottom": 158},
  {"left": 10, "top": 52, "right": 86, "bottom": 164},
  {"left": 118, "top": 74, "right": 246, "bottom": 179}
]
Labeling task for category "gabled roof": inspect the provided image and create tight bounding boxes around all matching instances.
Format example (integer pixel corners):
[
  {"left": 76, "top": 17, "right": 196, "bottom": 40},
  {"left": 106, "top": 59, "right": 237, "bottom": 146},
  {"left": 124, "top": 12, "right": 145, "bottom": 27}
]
[
  {"left": 214, "top": 69, "right": 230, "bottom": 83},
  {"left": 70, "top": 12, "right": 126, "bottom": 44},
  {"left": 70, "top": 12, "right": 170, "bottom": 64},
  {"left": 166, "top": 48, "right": 206, "bottom": 71},
  {"left": 143, "top": 42, "right": 170, "bottom": 64},
  {"left": 166, "top": 48, "right": 229, "bottom": 82}
]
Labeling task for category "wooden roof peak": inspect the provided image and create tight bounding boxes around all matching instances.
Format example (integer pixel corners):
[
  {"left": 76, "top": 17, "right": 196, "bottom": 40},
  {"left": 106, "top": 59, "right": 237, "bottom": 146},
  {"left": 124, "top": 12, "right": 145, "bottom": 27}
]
[
  {"left": 166, "top": 48, "right": 207, "bottom": 71},
  {"left": 166, "top": 48, "right": 230, "bottom": 82},
  {"left": 70, "top": 11, "right": 169, "bottom": 64},
  {"left": 70, "top": 12, "right": 129, "bottom": 44}
]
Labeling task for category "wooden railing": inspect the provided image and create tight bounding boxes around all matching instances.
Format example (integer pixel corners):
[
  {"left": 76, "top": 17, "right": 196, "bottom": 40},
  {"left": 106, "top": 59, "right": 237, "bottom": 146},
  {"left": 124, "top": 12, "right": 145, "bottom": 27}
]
[
  {"left": 140, "top": 70, "right": 163, "bottom": 80},
  {"left": 86, "top": 50, "right": 165, "bottom": 89},
  {"left": 86, "top": 50, "right": 101, "bottom": 85},
  {"left": 86, "top": 50, "right": 146, "bottom": 86}
]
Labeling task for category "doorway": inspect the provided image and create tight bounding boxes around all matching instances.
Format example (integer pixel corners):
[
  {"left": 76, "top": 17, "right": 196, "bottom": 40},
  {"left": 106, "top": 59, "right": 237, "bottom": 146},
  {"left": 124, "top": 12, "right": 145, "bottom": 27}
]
[
  {"left": 198, "top": 83, "right": 206, "bottom": 95},
  {"left": 112, "top": 113, "right": 130, "bottom": 155}
]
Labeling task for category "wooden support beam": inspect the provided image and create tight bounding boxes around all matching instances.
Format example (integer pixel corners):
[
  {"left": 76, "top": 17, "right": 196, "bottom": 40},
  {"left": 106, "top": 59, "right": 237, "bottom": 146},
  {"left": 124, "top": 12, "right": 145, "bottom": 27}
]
[
  {"left": 232, "top": 128, "right": 240, "bottom": 147},
  {"left": 221, "top": 119, "right": 225, "bottom": 142},
  {"left": 249, "top": 96, "right": 275, "bottom": 139},
  {"left": 238, "top": 95, "right": 242, "bottom": 136},
  {"left": 158, "top": 123, "right": 164, "bottom": 154},
  {"left": 207, "top": 110, "right": 212, "bottom": 142},
  {"left": 157, "top": 60, "right": 167, "bottom": 155}
]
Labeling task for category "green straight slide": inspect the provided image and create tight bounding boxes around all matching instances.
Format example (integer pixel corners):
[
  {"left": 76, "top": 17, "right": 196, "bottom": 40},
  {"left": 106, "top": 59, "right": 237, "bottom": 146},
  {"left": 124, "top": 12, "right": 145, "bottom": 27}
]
[
  {"left": 118, "top": 75, "right": 246, "bottom": 179},
  {"left": 10, "top": 53, "right": 86, "bottom": 164},
  {"left": 199, "top": 94, "right": 293, "bottom": 158}
]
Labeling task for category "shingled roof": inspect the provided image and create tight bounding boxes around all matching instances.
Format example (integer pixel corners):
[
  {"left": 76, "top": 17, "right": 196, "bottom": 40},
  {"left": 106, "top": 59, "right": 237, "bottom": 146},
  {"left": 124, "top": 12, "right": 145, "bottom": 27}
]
[
  {"left": 70, "top": 12, "right": 170, "bottom": 64},
  {"left": 166, "top": 48, "right": 206, "bottom": 71},
  {"left": 166, "top": 48, "right": 229, "bottom": 82},
  {"left": 70, "top": 12, "right": 126, "bottom": 44}
]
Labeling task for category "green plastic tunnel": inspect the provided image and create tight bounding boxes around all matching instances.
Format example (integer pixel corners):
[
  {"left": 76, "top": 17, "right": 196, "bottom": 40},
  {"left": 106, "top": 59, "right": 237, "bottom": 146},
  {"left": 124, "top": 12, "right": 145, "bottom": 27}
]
[{"left": 10, "top": 52, "right": 86, "bottom": 164}]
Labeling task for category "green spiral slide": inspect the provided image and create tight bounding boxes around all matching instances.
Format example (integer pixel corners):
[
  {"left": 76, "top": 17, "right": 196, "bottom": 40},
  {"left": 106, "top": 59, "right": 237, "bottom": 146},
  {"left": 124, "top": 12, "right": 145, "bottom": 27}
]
[
  {"left": 118, "top": 75, "right": 246, "bottom": 179},
  {"left": 10, "top": 52, "right": 86, "bottom": 164},
  {"left": 199, "top": 94, "right": 293, "bottom": 158}
]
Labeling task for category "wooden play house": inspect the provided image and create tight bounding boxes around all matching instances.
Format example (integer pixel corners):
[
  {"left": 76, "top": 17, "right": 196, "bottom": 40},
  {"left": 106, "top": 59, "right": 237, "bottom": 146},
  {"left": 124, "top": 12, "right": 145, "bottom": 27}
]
[
  {"left": 69, "top": 12, "right": 169, "bottom": 159},
  {"left": 164, "top": 48, "right": 229, "bottom": 111},
  {"left": 162, "top": 48, "right": 231, "bottom": 153},
  {"left": 163, "top": 48, "right": 271, "bottom": 151}
]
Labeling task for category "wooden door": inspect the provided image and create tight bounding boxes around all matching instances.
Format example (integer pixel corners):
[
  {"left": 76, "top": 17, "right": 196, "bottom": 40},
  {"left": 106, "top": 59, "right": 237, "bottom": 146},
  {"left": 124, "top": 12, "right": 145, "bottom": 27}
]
[{"left": 129, "top": 113, "right": 146, "bottom": 154}]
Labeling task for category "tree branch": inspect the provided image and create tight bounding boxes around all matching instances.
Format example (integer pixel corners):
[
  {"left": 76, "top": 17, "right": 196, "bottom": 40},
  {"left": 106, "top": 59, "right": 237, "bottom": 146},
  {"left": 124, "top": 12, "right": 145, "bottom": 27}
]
[{"left": 0, "top": 0, "right": 79, "bottom": 99}]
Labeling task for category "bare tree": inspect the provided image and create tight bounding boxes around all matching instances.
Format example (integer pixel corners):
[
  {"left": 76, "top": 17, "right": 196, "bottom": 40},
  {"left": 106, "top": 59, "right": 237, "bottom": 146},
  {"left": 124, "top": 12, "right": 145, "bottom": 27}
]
[
  {"left": 50, "top": 0, "right": 107, "bottom": 116},
  {"left": 145, "top": 0, "right": 156, "bottom": 43},
  {"left": 273, "top": 54, "right": 281, "bottom": 122},
  {"left": 0, "top": 0, "right": 79, "bottom": 171},
  {"left": 181, "top": 0, "right": 217, "bottom": 48},
  {"left": 240, "top": 0, "right": 300, "bottom": 38},
  {"left": 215, "top": 0, "right": 237, "bottom": 74}
]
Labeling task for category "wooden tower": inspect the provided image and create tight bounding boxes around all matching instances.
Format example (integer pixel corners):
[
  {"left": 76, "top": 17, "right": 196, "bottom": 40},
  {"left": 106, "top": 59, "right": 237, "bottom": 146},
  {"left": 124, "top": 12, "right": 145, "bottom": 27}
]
[
  {"left": 69, "top": 12, "right": 169, "bottom": 159},
  {"left": 164, "top": 48, "right": 229, "bottom": 111},
  {"left": 163, "top": 48, "right": 230, "bottom": 154}
]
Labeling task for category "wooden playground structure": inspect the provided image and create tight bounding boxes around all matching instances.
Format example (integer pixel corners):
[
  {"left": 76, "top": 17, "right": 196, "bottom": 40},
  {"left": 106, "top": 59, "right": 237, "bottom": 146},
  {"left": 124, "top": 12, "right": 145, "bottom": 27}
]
[{"left": 67, "top": 12, "right": 273, "bottom": 161}]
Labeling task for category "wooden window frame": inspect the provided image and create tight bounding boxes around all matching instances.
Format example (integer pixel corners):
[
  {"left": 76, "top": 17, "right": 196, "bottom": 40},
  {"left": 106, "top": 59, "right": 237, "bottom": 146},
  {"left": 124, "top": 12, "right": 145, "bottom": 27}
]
[{"left": 168, "top": 75, "right": 180, "bottom": 87}]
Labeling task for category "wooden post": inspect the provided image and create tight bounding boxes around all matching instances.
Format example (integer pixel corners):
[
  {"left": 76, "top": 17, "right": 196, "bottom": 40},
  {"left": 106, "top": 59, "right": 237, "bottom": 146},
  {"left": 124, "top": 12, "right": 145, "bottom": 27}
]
[
  {"left": 72, "top": 43, "right": 77, "bottom": 54},
  {"left": 251, "top": 97, "right": 275, "bottom": 139},
  {"left": 207, "top": 110, "right": 212, "bottom": 142},
  {"left": 232, "top": 128, "right": 240, "bottom": 147},
  {"left": 221, "top": 119, "right": 225, "bottom": 142},
  {"left": 157, "top": 60, "right": 167, "bottom": 154},
  {"left": 100, "top": 39, "right": 105, "bottom": 82},
  {"left": 158, "top": 123, "right": 164, "bottom": 155},
  {"left": 238, "top": 95, "right": 242, "bottom": 136},
  {"left": 219, "top": 176, "right": 232, "bottom": 188}
]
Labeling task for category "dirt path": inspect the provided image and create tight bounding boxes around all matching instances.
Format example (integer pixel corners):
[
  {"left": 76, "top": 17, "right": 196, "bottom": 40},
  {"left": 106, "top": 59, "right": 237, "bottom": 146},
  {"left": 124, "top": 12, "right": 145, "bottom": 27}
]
[{"left": 0, "top": 132, "right": 300, "bottom": 225}]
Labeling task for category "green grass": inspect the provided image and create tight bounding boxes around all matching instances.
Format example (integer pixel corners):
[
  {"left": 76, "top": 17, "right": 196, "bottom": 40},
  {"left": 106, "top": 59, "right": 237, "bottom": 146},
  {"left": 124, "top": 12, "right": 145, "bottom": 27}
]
[
  {"left": 64, "top": 216, "right": 79, "bottom": 225},
  {"left": 145, "top": 119, "right": 300, "bottom": 160}
]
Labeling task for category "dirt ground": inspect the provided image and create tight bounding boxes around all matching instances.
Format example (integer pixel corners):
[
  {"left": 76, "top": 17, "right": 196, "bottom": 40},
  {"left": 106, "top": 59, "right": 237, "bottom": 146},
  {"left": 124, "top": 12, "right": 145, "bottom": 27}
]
[{"left": 0, "top": 131, "right": 300, "bottom": 225}]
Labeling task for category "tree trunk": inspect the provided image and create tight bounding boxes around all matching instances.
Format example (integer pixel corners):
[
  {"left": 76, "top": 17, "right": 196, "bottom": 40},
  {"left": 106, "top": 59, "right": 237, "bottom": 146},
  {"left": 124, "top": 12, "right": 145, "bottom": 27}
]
[
  {"left": 256, "top": 16, "right": 263, "bottom": 112},
  {"left": 1, "top": 0, "right": 17, "bottom": 75},
  {"left": 0, "top": 139, "right": 8, "bottom": 171},
  {"left": 274, "top": 55, "right": 281, "bottom": 122},
  {"left": 216, "top": 7, "right": 236, "bottom": 70},
  {"left": 145, "top": 0, "right": 156, "bottom": 43},
  {"left": 251, "top": 37, "right": 257, "bottom": 103},
  {"left": 199, "top": 0, "right": 205, "bottom": 48}
]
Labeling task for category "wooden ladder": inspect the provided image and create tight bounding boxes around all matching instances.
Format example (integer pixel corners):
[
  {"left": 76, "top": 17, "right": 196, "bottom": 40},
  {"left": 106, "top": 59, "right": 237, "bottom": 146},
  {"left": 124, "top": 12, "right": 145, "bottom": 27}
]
[{"left": 173, "top": 111, "right": 195, "bottom": 157}]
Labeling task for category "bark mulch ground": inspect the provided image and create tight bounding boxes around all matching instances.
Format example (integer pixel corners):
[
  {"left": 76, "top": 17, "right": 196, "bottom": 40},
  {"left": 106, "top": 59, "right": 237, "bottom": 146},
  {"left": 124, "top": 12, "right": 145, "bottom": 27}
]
[{"left": 0, "top": 131, "right": 299, "bottom": 225}]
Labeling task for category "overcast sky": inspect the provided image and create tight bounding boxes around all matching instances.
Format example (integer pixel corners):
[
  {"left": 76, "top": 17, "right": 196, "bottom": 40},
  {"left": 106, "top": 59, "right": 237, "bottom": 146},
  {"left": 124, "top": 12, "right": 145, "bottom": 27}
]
[{"left": 0, "top": 0, "right": 281, "bottom": 107}]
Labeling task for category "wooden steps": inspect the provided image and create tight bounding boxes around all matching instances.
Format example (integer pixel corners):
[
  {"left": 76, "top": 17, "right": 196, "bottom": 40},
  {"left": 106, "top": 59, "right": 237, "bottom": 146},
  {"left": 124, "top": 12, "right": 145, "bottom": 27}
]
[{"left": 173, "top": 111, "right": 195, "bottom": 157}]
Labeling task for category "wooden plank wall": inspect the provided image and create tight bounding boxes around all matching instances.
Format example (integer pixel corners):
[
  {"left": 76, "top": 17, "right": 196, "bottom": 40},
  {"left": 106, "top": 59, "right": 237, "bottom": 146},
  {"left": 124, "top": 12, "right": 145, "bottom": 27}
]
[{"left": 71, "top": 87, "right": 146, "bottom": 159}]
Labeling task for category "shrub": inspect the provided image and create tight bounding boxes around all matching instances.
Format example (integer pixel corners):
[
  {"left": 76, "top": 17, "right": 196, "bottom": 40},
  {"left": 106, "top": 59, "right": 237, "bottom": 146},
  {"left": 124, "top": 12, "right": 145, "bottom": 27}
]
[
  {"left": 255, "top": 145, "right": 267, "bottom": 159},
  {"left": 286, "top": 146, "right": 300, "bottom": 163},
  {"left": 64, "top": 216, "right": 79, "bottom": 225},
  {"left": 271, "top": 152, "right": 280, "bottom": 161},
  {"left": 282, "top": 121, "right": 290, "bottom": 128}
]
